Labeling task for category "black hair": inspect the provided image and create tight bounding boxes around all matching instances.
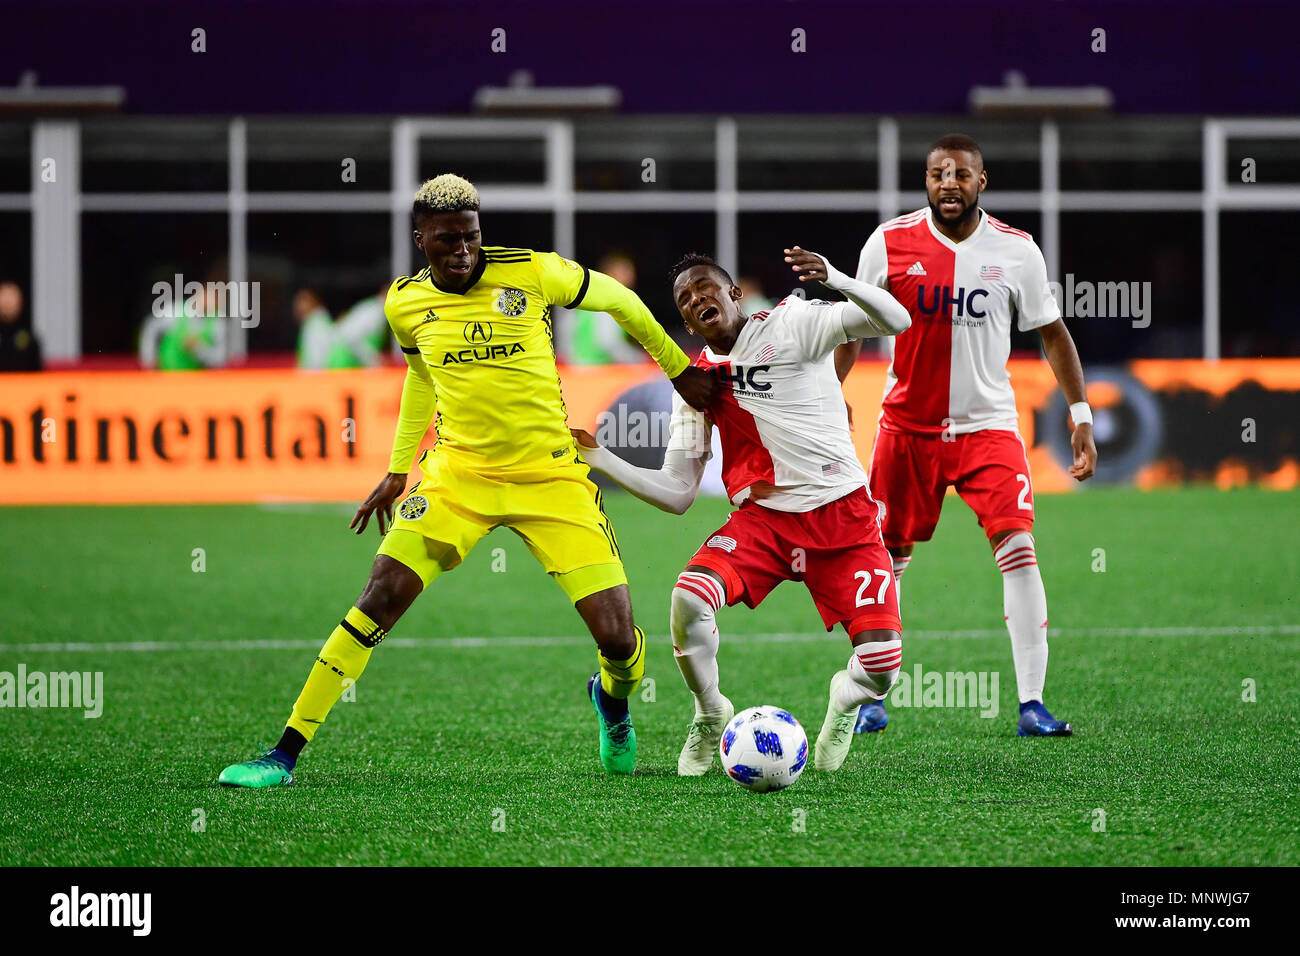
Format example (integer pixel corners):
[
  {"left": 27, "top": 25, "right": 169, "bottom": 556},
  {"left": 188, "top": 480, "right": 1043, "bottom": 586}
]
[
  {"left": 669, "top": 252, "right": 733, "bottom": 287},
  {"left": 927, "top": 133, "right": 984, "bottom": 167}
]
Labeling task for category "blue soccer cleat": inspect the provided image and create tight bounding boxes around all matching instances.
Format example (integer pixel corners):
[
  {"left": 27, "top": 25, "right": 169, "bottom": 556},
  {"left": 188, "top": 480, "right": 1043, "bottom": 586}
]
[
  {"left": 854, "top": 699, "right": 889, "bottom": 734},
  {"left": 1017, "top": 701, "right": 1073, "bottom": 737}
]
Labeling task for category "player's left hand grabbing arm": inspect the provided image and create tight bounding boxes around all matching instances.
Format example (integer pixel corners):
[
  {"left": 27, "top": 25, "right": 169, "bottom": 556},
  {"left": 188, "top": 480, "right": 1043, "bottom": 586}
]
[
  {"left": 784, "top": 246, "right": 911, "bottom": 337},
  {"left": 1038, "top": 319, "right": 1097, "bottom": 482}
]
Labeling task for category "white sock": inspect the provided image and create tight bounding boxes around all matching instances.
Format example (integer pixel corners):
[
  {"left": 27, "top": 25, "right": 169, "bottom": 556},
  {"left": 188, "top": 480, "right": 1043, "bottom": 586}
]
[
  {"left": 995, "top": 532, "right": 1049, "bottom": 703},
  {"left": 670, "top": 571, "right": 727, "bottom": 715},
  {"left": 832, "top": 640, "right": 903, "bottom": 712},
  {"left": 891, "top": 554, "right": 911, "bottom": 603}
]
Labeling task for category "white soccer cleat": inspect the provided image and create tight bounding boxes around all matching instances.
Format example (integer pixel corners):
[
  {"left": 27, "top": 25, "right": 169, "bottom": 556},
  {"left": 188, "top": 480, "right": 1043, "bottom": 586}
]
[
  {"left": 677, "top": 697, "right": 735, "bottom": 776},
  {"left": 814, "top": 672, "right": 860, "bottom": 772}
]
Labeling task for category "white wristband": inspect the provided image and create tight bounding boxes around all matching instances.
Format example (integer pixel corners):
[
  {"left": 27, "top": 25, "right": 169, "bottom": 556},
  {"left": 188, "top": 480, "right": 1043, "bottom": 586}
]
[{"left": 1069, "top": 401, "right": 1093, "bottom": 427}]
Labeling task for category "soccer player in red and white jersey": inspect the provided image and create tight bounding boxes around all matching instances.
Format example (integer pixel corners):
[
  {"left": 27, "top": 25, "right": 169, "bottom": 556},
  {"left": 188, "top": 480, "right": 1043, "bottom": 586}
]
[
  {"left": 572, "top": 249, "right": 912, "bottom": 776},
  {"left": 835, "top": 133, "right": 1096, "bottom": 737}
]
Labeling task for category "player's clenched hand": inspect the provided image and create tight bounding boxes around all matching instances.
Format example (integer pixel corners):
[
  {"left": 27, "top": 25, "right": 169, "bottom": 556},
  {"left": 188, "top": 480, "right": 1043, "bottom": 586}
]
[
  {"left": 1069, "top": 423, "right": 1097, "bottom": 481},
  {"left": 570, "top": 427, "right": 599, "bottom": 449},
  {"left": 671, "top": 365, "right": 719, "bottom": 411},
  {"left": 784, "top": 246, "right": 827, "bottom": 284},
  {"left": 351, "top": 472, "right": 408, "bottom": 535}
]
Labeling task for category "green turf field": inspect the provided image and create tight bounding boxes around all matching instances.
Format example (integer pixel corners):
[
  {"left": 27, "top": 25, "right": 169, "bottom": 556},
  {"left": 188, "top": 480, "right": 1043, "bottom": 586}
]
[{"left": 1, "top": 486, "right": 1297, "bottom": 866}]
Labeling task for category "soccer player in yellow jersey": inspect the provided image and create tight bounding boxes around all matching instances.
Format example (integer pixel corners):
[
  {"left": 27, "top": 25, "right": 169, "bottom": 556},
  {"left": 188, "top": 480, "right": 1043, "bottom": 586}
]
[{"left": 219, "top": 174, "right": 717, "bottom": 786}]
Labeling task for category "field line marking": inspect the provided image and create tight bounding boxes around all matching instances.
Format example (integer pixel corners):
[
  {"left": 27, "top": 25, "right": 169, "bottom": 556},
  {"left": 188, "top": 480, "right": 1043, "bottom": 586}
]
[{"left": 4, "top": 624, "right": 1297, "bottom": 654}]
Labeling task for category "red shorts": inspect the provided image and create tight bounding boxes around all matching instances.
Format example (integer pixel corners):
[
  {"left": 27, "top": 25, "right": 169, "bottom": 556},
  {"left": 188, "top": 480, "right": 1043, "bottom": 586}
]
[
  {"left": 868, "top": 427, "right": 1034, "bottom": 547},
  {"left": 686, "top": 487, "right": 902, "bottom": 636}
]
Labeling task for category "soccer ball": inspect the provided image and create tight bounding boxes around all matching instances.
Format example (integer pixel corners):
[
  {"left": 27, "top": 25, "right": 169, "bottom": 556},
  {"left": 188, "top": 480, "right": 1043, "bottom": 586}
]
[{"left": 719, "top": 705, "right": 809, "bottom": 793}]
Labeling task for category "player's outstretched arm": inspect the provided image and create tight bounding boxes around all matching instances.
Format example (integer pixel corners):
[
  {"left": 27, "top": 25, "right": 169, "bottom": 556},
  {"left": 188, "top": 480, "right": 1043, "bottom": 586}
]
[
  {"left": 571, "top": 427, "right": 706, "bottom": 515},
  {"left": 577, "top": 270, "right": 719, "bottom": 411},
  {"left": 352, "top": 350, "right": 435, "bottom": 534},
  {"left": 785, "top": 246, "right": 911, "bottom": 336},
  {"left": 1038, "top": 319, "right": 1097, "bottom": 482}
]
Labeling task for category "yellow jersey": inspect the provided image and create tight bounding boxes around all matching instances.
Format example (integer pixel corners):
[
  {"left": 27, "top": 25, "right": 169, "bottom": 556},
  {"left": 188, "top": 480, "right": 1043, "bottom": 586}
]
[{"left": 384, "top": 246, "right": 687, "bottom": 474}]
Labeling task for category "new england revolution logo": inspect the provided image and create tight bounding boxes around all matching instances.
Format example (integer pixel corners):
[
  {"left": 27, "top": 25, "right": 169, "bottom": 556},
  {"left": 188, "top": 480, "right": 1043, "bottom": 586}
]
[
  {"left": 398, "top": 495, "right": 429, "bottom": 520},
  {"left": 493, "top": 287, "right": 528, "bottom": 317}
]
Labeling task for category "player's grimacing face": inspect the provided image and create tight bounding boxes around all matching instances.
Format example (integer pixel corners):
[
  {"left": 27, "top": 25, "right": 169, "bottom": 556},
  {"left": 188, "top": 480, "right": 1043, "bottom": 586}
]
[
  {"left": 925, "top": 149, "right": 986, "bottom": 222},
  {"left": 675, "top": 266, "right": 743, "bottom": 339},
  {"left": 414, "top": 210, "right": 482, "bottom": 287}
]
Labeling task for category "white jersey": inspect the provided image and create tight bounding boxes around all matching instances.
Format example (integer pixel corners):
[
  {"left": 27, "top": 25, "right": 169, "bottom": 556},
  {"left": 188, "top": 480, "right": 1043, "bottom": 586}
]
[
  {"left": 857, "top": 207, "right": 1060, "bottom": 436},
  {"left": 666, "top": 295, "right": 867, "bottom": 513}
]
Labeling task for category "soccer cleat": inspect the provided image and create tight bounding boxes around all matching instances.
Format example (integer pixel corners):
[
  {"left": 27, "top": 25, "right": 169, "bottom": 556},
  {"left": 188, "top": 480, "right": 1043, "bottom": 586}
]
[
  {"left": 814, "top": 672, "right": 860, "bottom": 772},
  {"left": 854, "top": 699, "right": 889, "bottom": 734},
  {"left": 587, "top": 673, "right": 636, "bottom": 774},
  {"left": 218, "top": 752, "right": 294, "bottom": 788},
  {"left": 1017, "top": 701, "right": 1073, "bottom": 737},
  {"left": 677, "top": 697, "right": 735, "bottom": 776}
]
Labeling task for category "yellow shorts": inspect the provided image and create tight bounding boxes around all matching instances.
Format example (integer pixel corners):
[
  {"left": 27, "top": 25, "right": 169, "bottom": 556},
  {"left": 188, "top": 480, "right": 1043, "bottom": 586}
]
[{"left": 377, "top": 454, "right": 627, "bottom": 604}]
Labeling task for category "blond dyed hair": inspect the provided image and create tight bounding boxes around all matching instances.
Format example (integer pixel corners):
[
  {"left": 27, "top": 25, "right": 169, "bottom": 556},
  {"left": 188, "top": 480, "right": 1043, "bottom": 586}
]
[{"left": 413, "top": 174, "right": 480, "bottom": 219}]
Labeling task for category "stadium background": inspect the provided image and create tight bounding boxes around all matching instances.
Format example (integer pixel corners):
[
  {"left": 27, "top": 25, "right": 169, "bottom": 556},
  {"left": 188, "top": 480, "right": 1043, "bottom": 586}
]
[
  {"left": 1, "top": 0, "right": 1297, "bottom": 504},
  {"left": 1, "top": 0, "right": 1298, "bottom": 869}
]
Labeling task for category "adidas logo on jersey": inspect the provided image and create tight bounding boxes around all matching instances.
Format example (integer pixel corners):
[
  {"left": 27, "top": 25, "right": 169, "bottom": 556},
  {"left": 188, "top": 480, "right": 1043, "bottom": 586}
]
[
  {"left": 906, "top": 261, "right": 927, "bottom": 276},
  {"left": 706, "top": 535, "right": 738, "bottom": 553},
  {"left": 421, "top": 309, "right": 439, "bottom": 323}
]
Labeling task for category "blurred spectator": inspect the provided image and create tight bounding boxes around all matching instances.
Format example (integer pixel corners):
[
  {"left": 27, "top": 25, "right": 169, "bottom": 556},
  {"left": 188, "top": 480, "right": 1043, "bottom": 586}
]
[
  {"left": 139, "top": 282, "right": 228, "bottom": 370},
  {"left": 294, "top": 288, "right": 357, "bottom": 369},
  {"left": 0, "top": 281, "right": 41, "bottom": 372},
  {"left": 333, "top": 284, "right": 390, "bottom": 367},
  {"left": 737, "top": 275, "right": 775, "bottom": 315},
  {"left": 562, "top": 252, "right": 645, "bottom": 365}
]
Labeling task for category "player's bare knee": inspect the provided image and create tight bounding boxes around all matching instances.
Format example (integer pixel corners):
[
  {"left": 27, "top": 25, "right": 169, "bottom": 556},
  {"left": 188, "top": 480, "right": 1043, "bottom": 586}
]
[
  {"left": 356, "top": 557, "right": 422, "bottom": 632},
  {"left": 580, "top": 598, "right": 635, "bottom": 658},
  {"left": 592, "top": 623, "right": 635, "bottom": 660},
  {"left": 851, "top": 627, "right": 902, "bottom": 647}
]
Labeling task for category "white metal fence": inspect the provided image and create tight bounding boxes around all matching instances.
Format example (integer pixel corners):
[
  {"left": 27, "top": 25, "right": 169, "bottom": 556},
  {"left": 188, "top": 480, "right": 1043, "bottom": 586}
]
[{"left": 6, "top": 115, "right": 1299, "bottom": 360}]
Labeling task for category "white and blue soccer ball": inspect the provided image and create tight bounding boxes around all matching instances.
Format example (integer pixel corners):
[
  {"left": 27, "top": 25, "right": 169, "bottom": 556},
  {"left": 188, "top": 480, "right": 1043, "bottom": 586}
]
[{"left": 719, "top": 705, "right": 809, "bottom": 793}]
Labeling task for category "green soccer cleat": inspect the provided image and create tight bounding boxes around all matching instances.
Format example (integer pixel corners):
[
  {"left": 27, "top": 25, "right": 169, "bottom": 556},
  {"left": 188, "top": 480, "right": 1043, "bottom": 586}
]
[
  {"left": 218, "top": 752, "right": 294, "bottom": 788},
  {"left": 587, "top": 673, "right": 636, "bottom": 775}
]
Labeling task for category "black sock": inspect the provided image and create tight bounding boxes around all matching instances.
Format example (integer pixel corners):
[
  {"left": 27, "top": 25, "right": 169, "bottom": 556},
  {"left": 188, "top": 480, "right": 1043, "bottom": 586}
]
[
  {"left": 273, "top": 727, "right": 308, "bottom": 763},
  {"left": 597, "top": 685, "right": 628, "bottom": 719}
]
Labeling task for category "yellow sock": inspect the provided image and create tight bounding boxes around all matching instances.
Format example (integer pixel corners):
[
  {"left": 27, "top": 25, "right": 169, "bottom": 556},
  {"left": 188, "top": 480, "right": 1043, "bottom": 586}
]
[
  {"left": 598, "top": 625, "right": 645, "bottom": 699},
  {"left": 285, "top": 607, "right": 386, "bottom": 742}
]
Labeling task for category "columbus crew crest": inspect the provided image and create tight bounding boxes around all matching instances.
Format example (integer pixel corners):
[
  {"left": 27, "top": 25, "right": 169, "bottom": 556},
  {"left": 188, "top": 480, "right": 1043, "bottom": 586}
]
[
  {"left": 494, "top": 287, "right": 528, "bottom": 317},
  {"left": 399, "top": 495, "right": 429, "bottom": 520}
]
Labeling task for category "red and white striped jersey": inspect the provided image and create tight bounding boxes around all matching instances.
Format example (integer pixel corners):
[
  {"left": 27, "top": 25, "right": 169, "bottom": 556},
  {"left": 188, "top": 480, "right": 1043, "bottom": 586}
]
[
  {"left": 666, "top": 295, "right": 868, "bottom": 513},
  {"left": 857, "top": 207, "right": 1060, "bottom": 436}
]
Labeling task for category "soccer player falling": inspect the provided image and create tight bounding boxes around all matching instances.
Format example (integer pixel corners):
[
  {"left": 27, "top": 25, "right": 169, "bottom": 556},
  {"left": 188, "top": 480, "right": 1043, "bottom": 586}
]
[
  {"left": 219, "top": 175, "right": 717, "bottom": 786},
  {"left": 573, "top": 249, "right": 912, "bottom": 775},
  {"left": 841, "top": 134, "right": 1097, "bottom": 738}
]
